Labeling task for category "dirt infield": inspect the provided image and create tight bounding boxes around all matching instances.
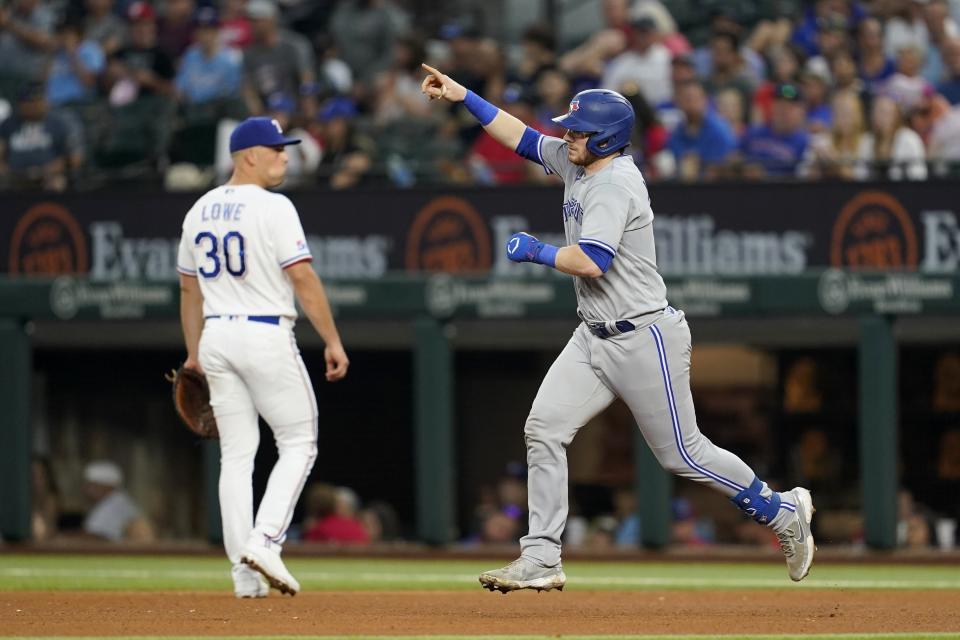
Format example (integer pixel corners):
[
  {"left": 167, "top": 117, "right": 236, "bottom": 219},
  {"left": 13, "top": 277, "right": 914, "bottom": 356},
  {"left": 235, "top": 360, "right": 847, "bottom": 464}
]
[{"left": 2, "top": 590, "right": 958, "bottom": 636}]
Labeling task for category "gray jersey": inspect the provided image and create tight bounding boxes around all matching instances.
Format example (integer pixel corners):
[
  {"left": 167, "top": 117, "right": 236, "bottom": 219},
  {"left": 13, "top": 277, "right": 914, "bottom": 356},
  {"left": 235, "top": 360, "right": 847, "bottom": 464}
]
[{"left": 538, "top": 136, "right": 668, "bottom": 324}]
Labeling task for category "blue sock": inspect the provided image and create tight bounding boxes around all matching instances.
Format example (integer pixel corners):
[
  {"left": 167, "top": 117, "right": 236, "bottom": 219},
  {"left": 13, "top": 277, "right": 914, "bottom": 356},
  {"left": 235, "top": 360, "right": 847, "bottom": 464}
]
[{"left": 731, "top": 477, "right": 781, "bottom": 525}]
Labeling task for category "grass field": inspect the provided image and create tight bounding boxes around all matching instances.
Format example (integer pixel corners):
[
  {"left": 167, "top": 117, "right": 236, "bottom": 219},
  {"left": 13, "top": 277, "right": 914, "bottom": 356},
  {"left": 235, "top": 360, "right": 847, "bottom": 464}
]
[
  {"left": 1, "top": 554, "right": 959, "bottom": 640},
  {"left": 2, "top": 554, "right": 960, "bottom": 591}
]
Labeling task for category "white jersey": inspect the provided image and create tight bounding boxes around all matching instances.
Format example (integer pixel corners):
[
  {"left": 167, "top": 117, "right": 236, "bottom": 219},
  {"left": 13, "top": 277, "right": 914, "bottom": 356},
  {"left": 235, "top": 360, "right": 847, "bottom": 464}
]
[{"left": 177, "top": 184, "right": 312, "bottom": 319}]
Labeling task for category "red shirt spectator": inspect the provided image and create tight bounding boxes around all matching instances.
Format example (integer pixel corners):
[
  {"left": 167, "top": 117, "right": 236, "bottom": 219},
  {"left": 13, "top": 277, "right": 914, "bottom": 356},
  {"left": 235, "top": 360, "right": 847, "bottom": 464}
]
[
  {"left": 302, "top": 484, "right": 370, "bottom": 544},
  {"left": 304, "top": 514, "right": 370, "bottom": 544},
  {"left": 469, "top": 131, "right": 529, "bottom": 184},
  {"left": 644, "top": 122, "right": 669, "bottom": 156},
  {"left": 469, "top": 99, "right": 550, "bottom": 185},
  {"left": 219, "top": 0, "right": 252, "bottom": 48}
]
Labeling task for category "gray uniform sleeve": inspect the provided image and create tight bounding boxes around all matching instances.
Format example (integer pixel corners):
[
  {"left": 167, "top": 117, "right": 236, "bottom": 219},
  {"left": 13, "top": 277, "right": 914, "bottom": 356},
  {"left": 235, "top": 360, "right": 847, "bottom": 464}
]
[
  {"left": 580, "top": 183, "right": 633, "bottom": 257},
  {"left": 537, "top": 135, "right": 574, "bottom": 178}
]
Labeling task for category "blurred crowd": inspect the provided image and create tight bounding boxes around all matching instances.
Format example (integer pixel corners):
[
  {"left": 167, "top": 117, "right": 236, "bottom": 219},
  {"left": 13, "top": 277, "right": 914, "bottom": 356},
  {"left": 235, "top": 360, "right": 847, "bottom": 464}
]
[
  {"left": 461, "top": 459, "right": 723, "bottom": 551},
  {"left": 7, "top": 0, "right": 960, "bottom": 191},
  {"left": 28, "top": 458, "right": 402, "bottom": 545},
  {"left": 462, "top": 444, "right": 959, "bottom": 553},
  {"left": 21, "top": 445, "right": 957, "bottom": 551}
]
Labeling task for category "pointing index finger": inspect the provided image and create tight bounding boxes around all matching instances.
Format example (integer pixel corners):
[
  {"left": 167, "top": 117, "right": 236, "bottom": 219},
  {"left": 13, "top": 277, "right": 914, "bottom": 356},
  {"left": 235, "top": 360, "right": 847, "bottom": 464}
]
[{"left": 421, "top": 62, "right": 442, "bottom": 77}]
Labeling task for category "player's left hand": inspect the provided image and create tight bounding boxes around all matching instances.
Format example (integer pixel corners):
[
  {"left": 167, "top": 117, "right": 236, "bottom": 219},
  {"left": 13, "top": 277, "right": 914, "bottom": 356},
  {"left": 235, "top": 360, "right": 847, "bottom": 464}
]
[
  {"left": 324, "top": 342, "right": 349, "bottom": 382},
  {"left": 506, "top": 232, "right": 545, "bottom": 263}
]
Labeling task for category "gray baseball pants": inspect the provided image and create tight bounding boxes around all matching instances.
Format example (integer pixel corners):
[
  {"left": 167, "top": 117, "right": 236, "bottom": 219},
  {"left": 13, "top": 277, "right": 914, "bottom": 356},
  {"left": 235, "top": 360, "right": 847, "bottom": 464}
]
[{"left": 520, "top": 307, "right": 786, "bottom": 567}]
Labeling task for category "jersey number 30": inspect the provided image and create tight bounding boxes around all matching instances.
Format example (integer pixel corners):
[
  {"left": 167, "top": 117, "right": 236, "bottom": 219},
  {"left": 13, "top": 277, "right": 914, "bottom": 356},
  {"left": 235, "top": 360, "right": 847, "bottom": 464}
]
[{"left": 195, "top": 231, "right": 246, "bottom": 278}]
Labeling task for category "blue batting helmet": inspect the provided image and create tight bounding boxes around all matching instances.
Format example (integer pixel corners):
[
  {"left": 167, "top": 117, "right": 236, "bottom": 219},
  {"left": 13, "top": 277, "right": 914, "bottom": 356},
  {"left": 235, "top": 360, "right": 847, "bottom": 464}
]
[{"left": 551, "top": 89, "right": 635, "bottom": 157}]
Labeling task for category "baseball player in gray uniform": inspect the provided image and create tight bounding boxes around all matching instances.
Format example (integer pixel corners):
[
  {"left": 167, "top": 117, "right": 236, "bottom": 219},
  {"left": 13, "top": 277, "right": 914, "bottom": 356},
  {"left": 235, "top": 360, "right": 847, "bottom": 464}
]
[{"left": 421, "top": 64, "right": 815, "bottom": 592}]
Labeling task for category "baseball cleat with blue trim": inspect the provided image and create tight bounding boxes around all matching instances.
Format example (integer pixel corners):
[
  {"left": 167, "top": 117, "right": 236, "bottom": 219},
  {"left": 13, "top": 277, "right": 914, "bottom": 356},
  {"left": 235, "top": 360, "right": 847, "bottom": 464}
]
[
  {"left": 479, "top": 557, "right": 566, "bottom": 593},
  {"left": 777, "top": 487, "right": 816, "bottom": 582}
]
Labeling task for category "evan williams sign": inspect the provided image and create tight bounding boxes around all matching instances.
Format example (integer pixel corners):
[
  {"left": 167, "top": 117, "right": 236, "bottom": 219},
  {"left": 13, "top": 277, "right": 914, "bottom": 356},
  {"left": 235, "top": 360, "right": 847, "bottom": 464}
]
[
  {"left": 8, "top": 203, "right": 89, "bottom": 275},
  {"left": 831, "top": 191, "right": 919, "bottom": 269}
]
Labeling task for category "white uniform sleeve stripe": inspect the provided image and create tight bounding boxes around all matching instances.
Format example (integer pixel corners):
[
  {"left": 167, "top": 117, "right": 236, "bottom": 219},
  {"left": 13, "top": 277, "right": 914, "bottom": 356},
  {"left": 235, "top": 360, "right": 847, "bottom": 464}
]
[
  {"left": 579, "top": 237, "right": 617, "bottom": 255},
  {"left": 279, "top": 252, "right": 312, "bottom": 266}
]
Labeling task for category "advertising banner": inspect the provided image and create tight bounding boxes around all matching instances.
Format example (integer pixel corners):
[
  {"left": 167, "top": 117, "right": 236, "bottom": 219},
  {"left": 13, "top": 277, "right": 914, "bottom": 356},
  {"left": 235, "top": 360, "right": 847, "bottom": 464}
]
[{"left": 3, "top": 182, "right": 958, "bottom": 282}]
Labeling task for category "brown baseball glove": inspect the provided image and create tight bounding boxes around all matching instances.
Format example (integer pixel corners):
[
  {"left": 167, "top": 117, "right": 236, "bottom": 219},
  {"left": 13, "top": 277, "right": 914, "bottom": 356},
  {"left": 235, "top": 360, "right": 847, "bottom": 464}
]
[{"left": 166, "top": 366, "right": 219, "bottom": 439}]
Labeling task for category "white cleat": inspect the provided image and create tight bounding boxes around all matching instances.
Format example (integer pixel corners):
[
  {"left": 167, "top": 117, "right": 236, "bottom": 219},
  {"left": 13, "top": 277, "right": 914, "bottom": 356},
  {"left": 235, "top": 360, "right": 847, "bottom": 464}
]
[
  {"left": 479, "top": 557, "right": 566, "bottom": 594},
  {"left": 232, "top": 563, "right": 268, "bottom": 599},
  {"left": 777, "top": 487, "right": 816, "bottom": 582},
  {"left": 241, "top": 544, "right": 300, "bottom": 596}
]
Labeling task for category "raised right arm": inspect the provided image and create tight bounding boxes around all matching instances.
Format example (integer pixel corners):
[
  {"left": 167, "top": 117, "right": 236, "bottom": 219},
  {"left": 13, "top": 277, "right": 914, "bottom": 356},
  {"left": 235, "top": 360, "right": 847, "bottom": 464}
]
[{"left": 420, "top": 63, "right": 526, "bottom": 150}]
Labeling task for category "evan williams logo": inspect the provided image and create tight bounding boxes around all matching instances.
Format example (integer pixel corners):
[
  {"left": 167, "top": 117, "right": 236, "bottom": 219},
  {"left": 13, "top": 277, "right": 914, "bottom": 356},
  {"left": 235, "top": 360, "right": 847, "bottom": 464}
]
[
  {"left": 405, "top": 196, "right": 492, "bottom": 272},
  {"left": 9, "top": 203, "right": 89, "bottom": 275},
  {"left": 832, "top": 191, "right": 918, "bottom": 269}
]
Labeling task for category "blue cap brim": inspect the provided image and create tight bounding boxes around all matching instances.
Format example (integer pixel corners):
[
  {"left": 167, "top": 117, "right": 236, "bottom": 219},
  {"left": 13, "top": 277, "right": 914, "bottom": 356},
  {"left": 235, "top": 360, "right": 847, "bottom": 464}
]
[
  {"left": 551, "top": 112, "right": 599, "bottom": 133},
  {"left": 232, "top": 137, "right": 301, "bottom": 152}
]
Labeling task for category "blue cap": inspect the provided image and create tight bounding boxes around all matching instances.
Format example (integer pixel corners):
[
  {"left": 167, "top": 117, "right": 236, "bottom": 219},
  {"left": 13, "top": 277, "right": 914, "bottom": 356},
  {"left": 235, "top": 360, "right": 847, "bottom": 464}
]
[
  {"left": 266, "top": 92, "right": 295, "bottom": 115},
  {"left": 439, "top": 19, "right": 478, "bottom": 40},
  {"left": 229, "top": 117, "right": 301, "bottom": 153},
  {"left": 194, "top": 6, "right": 220, "bottom": 27},
  {"left": 317, "top": 97, "right": 357, "bottom": 122},
  {"left": 672, "top": 497, "right": 694, "bottom": 521}
]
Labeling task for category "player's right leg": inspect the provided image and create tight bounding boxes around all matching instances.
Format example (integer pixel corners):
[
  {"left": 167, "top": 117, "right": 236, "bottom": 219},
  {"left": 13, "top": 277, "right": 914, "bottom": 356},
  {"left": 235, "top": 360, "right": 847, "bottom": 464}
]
[
  {"left": 480, "top": 325, "right": 616, "bottom": 593},
  {"left": 238, "top": 321, "right": 318, "bottom": 595},
  {"left": 199, "top": 322, "right": 265, "bottom": 597},
  {"left": 603, "top": 308, "right": 814, "bottom": 581}
]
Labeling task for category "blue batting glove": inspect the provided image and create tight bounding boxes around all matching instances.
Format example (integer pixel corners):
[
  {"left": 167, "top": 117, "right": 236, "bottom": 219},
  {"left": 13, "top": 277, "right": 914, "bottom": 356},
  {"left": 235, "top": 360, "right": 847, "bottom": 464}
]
[{"left": 506, "top": 232, "right": 543, "bottom": 263}]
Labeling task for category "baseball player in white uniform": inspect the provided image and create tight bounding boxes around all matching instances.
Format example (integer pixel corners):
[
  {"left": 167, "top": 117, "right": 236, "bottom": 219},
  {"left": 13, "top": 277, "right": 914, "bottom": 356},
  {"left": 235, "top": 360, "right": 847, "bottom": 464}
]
[
  {"left": 421, "top": 65, "right": 815, "bottom": 592},
  {"left": 177, "top": 117, "right": 349, "bottom": 598}
]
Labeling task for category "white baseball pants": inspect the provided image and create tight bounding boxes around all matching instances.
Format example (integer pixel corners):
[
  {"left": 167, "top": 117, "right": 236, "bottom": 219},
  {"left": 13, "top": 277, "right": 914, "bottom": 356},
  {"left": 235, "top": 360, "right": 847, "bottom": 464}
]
[{"left": 199, "top": 316, "right": 318, "bottom": 564}]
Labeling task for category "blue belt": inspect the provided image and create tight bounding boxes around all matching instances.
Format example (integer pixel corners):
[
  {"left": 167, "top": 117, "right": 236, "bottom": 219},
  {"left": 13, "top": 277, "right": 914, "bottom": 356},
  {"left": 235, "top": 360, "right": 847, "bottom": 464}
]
[
  {"left": 586, "top": 319, "right": 636, "bottom": 339},
  {"left": 205, "top": 315, "right": 280, "bottom": 325}
]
